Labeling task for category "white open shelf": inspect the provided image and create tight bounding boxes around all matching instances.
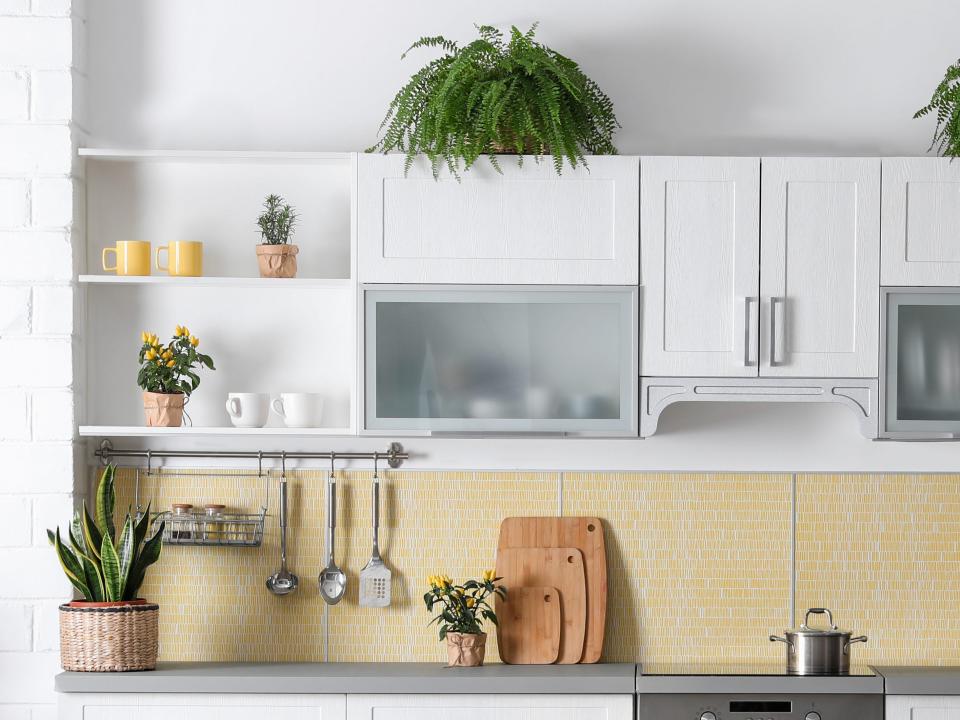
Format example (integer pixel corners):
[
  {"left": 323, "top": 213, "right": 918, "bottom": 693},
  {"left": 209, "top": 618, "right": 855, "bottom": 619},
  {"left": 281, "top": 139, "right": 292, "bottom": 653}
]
[
  {"left": 79, "top": 426, "right": 354, "bottom": 437},
  {"left": 79, "top": 148, "right": 354, "bottom": 162},
  {"left": 79, "top": 275, "right": 352, "bottom": 288}
]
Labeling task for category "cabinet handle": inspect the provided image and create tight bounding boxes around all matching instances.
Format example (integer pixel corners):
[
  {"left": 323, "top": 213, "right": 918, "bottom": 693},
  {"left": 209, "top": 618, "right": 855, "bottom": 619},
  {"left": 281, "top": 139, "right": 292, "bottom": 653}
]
[
  {"left": 769, "top": 296, "right": 786, "bottom": 366},
  {"left": 740, "top": 297, "right": 757, "bottom": 367}
]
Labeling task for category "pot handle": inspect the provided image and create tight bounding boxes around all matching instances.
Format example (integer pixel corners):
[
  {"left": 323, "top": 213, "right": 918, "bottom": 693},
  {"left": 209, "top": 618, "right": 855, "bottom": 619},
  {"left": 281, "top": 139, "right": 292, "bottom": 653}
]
[
  {"left": 769, "top": 634, "right": 794, "bottom": 652},
  {"left": 803, "top": 607, "right": 836, "bottom": 629},
  {"left": 844, "top": 635, "right": 868, "bottom": 654}
]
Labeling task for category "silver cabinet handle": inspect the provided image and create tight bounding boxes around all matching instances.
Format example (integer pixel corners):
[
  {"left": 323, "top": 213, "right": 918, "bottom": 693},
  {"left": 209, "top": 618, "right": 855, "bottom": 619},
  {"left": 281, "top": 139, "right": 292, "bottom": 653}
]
[
  {"left": 769, "top": 296, "right": 786, "bottom": 366},
  {"left": 740, "top": 297, "right": 758, "bottom": 367}
]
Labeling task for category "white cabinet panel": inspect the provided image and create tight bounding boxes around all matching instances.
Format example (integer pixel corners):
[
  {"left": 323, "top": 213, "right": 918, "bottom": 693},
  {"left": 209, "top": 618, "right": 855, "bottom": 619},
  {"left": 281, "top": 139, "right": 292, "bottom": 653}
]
[
  {"left": 59, "top": 693, "right": 347, "bottom": 720},
  {"left": 357, "top": 154, "right": 639, "bottom": 284},
  {"left": 346, "top": 694, "right": 633, "bottom": 720},
  {"left": 641, "top": 156, "right": 760, "bottom": 376},
  {"left": 760, "top": 157, "right": 880, "bottom": 377},
  {"left": 887, "top": 695, "right": 960, "bottom": 720},
  {"left": 882, "top": 158, "right": 960, "bottom": 285}
]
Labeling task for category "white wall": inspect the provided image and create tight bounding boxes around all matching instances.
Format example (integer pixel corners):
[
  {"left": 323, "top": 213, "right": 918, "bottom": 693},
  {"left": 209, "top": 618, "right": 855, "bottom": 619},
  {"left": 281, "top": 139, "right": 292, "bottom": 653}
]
[{"left": 87, "top": 0, "right": 959, "bottom": 155}]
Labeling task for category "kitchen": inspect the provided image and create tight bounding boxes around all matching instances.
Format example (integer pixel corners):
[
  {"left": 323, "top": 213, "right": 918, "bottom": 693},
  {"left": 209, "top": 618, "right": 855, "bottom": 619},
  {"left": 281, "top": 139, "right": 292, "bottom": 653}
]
[{"left": 4, "top": 1, "right": 960, "bottom": 719}]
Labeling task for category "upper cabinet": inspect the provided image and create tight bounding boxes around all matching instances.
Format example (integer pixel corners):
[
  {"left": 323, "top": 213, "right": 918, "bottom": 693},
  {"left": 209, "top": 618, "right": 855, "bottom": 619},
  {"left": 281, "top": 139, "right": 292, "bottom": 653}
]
[
  {"left": 760, "top": 158, "right": 880, "bottom": 377},
  {"left": 641, "top": 157, "right": 880, "bottom": 379},
  {"left": 356, "top": 154, "right": 639, "bottom": 285},
  {"left": 882, "top": 157, "right": 960, "bottom": 286},
  {"left": 640, "top": 156, "right": 760, "bottom": 376}
]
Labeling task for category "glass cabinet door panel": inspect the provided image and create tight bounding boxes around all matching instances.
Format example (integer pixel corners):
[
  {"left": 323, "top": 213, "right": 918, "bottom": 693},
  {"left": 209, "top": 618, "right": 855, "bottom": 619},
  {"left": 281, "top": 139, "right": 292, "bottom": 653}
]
[{"left": 364, "top": 286, "right": 637, "bottom": 433}]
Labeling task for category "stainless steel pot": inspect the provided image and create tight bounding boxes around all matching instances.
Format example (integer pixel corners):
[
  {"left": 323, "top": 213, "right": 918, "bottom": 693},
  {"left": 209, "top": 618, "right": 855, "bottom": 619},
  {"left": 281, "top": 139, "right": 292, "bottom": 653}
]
[{"left": 770, "top": 608, "right": 868, "bottom": 675}]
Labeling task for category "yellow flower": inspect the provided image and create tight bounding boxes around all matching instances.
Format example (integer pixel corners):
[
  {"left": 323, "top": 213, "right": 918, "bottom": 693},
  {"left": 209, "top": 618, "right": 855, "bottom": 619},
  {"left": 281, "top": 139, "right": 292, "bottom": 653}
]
[
  {"left": 140, "top": 331, "right": 149, "bottom": 343},
  {"left": 166, "top": 359, "right": 176, "bottom": 368},
  {"left": 150, "top": 334, "right": 159, "bottom": 346},
  {"left": 156, "top": 358, "right": 164, "bottom": 366},
  {"left": 179, "top": 325, "right": 190, "bottom": 337},
  {"left": 144, "top": 349, "right": 157, "bottom": 361},
  {"left": 189, "top": 335, "right": 199, "bottom": 347},
  {"left": 483, "top": 569, "right": 495, "bottom": 582},
  {"left": 466, "top": 597, "right": 476, "bottom": 608},
  {"left": 161, "top": 350, "right": 173, "bottom": 360},
  {"left": 427, "top": 575, "right": 436, "bottom": 587}
]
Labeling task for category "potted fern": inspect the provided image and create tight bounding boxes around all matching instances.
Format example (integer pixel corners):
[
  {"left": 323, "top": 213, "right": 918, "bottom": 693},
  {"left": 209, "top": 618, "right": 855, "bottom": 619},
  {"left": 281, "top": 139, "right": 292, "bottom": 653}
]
[
  {"left": 368, "top": 23, "right": 620, "bottom": 177},
  {"left": 49, "top": 465, "right": 164, "bottom": 671},
  {"left": 256, "top": 193, "right": 299, "bottom": 278},
  {"left": 915, "top": 58, "right": 960, "bottom": 157}
]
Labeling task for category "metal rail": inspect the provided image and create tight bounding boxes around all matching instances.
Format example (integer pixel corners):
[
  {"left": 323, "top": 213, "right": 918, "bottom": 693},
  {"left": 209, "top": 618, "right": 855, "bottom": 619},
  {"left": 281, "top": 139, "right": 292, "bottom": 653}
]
[{"left": 95, "top": 439, "right": 408, "bottom": 470}]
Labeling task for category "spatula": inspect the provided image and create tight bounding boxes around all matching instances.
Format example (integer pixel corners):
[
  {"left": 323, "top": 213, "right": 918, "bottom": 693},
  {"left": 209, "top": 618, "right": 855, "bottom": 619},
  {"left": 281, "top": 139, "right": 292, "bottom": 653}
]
[{"left": 359, "top": 461, "right": 391, "bottom": 607}]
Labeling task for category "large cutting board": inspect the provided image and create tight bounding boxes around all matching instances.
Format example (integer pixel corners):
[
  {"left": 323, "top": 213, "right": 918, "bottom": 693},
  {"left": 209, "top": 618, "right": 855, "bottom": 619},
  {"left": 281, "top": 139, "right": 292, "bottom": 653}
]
[
  {"left": 496, "top": 585, "right": 561, "bottom": 665},
  {"left": 498, "top": 517, "right": 607, "bottom": 663},
  {"left": 496, "top": 547, "right": 586, "bottom": 664}
]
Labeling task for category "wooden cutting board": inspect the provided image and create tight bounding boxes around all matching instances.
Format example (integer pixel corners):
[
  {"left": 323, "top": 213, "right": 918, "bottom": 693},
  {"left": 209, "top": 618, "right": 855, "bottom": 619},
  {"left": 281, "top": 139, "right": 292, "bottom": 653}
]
[
  {"left": 498, "top": 517, "right": 607, "bottom": 663},
  {"left": 496, "top": 547, "right": 586, "bottom": 664},
  {"left": 496, "top": 585, "right": 561, "bottom": 665}
]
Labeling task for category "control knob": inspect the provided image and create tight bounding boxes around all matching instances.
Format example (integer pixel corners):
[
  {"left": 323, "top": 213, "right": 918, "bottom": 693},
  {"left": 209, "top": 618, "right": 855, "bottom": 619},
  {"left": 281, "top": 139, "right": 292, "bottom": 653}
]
[
  {"left": 805, "top": 713, "right": 821, "bottom": 720},
  {"left": 699, "top": 713, "right": 717, "bottom": 720}
]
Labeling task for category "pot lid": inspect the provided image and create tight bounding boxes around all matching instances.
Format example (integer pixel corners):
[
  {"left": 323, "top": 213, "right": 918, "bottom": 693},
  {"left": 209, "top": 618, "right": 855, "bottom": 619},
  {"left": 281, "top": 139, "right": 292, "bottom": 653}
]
[{"left": 787, "top": 608, "right": 851, "bottom": 636}]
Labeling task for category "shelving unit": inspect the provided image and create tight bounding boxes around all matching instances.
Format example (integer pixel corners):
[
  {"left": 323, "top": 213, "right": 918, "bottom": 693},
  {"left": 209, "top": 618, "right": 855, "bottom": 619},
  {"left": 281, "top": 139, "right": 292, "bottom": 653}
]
[
  {"left": 78, "top": 148, "right": 353, "bottom": 162},
  {"left": 78, "top": 275, "right": 351, "bottom": 288},
  {"left": 79, "top": 426, "right": 354, "bottom": 437}
]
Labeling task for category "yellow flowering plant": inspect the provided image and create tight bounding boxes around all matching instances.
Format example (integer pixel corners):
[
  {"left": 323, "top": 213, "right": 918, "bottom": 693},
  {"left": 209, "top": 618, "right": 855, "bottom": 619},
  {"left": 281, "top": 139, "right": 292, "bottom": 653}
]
[
  {"left": 136, "top": 325, "right": 215, "bottom": 396},
  {"left": 424, "top": 570, "right": 506, "bottom": 639}
]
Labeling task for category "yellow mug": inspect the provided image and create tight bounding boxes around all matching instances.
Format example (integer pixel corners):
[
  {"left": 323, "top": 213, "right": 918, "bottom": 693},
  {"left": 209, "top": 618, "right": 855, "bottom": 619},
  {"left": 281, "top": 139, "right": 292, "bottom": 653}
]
[
  {"left": 156, "top": 241, "right": 203, "bottom": 277},
  {"left": 102, "top": 241, "right": 151, "bottom": 276}
]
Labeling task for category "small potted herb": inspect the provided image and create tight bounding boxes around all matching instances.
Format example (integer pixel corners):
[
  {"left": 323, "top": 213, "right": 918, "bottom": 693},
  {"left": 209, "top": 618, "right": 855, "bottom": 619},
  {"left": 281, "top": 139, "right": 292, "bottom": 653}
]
[
  {"left": 368, "top": 22, "right": 620, "bottom": 177},
  {"left": 138, "top": 325, "right": 215, "bottom": 427},
  {"left": 49, "top": 465, "right": 164, "bottom": 671},
  {"left": 424, "top": 571, "right": 506, "bottom": 667},
  {"left": 915, "top": 58, "right": 960, "bottom": 157},
  {"left": 256, "top": 193, "right": 299, "bottom": 278}
]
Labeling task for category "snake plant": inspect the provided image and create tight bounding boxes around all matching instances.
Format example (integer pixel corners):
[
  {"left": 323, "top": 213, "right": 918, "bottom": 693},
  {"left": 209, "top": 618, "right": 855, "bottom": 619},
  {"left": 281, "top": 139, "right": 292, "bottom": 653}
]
[{"left": 48, "top": 465, "right": 164, "bottom": 602}]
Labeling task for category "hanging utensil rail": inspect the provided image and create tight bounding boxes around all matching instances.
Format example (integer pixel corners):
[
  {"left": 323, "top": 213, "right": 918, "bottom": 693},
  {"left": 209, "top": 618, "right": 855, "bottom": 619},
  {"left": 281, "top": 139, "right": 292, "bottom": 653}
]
[{"left": 94, "top": 439, "right": 408, "bottom": 469}]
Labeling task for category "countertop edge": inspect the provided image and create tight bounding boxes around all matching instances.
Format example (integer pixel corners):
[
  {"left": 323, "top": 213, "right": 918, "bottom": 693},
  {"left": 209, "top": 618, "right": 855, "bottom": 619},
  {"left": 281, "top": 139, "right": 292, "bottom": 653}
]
[{"left": 874, "top": 666, "right": 960, "bottom": 695}]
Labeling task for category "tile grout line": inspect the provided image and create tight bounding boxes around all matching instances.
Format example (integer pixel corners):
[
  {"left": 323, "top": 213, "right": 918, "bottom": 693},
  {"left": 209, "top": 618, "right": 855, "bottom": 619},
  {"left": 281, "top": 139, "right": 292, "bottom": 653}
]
[{"left": 790, "top": 473, "right": 797, "bottom": 627}]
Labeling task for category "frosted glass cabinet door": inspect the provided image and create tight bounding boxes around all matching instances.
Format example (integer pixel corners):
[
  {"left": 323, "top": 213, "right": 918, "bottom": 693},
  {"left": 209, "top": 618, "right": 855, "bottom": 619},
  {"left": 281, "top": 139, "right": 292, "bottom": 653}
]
[
  {"left": 885, "top": 290, "right": 960, "bottom": 436},
  {"left": 363, "top": 286, "right": 638, "bottom": 434}
]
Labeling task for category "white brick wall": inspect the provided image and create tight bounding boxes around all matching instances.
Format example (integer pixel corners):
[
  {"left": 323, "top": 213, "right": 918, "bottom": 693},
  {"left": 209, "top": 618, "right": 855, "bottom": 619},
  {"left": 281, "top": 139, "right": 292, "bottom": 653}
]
[{"left": 0, "top": 0, "right": 83, "bottom": 715}]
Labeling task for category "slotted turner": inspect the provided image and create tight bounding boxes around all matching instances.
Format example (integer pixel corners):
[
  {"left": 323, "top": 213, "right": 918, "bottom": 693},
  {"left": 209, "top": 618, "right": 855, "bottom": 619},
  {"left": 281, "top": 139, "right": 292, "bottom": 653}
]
[{"left": 359, "top": 461, "right": 391, "bottom": 607}]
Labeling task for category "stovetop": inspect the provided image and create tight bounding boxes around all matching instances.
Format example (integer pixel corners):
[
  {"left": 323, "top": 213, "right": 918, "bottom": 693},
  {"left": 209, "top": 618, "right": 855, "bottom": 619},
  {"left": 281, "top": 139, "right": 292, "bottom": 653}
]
[{"left": 640, "top": 663, "right": 877, "bottom": 677}]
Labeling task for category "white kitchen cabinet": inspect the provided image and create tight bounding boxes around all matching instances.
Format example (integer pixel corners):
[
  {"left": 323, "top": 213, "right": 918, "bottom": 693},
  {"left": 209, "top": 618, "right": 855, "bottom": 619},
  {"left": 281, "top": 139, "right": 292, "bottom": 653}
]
[
  {"left": 356, "top": 154, "right": 639, "bottom": 285},
  {"left": 640, "top": 156, "right": 760, "bottom": 376},
  {"left": 58, "top": 693, "right": 347, "bottom": 720},
  {"left": 759, "top": 157, "right": 881, "bottom": 377},
  {"left": 882, "top": 157, "right": 960, "bottom": 286},
  {"left": 346, "top": 694, "right": 633, "bottom": 720},
  {"left": 887, "top": 695, "right": 960, "bottom": 720}
]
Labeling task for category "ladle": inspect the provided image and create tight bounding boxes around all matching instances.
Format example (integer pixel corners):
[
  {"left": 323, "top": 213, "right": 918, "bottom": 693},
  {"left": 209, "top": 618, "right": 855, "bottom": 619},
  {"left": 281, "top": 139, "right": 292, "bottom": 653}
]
[{"left": 266, "top": 452, "right": 298, "bottom": 596}]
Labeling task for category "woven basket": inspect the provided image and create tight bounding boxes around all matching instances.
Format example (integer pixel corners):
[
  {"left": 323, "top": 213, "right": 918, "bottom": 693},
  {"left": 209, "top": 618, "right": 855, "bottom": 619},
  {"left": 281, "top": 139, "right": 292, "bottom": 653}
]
[{"left": 59, "top": 601, "right": 159, "bottom": 672}]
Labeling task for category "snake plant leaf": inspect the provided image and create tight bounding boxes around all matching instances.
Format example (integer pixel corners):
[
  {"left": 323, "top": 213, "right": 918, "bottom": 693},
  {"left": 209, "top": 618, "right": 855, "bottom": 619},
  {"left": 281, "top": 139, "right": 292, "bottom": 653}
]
[
  {"left": 81, "top": 501, "right": 103, "bottom": 562},
  {"left": 47, "top": 528, "right": 55, "bottom": 546},
  {"left": 100, "top": 534, "right": 122, "bottom": 601},
  {"left": 70, "top": 511, "right": 87, "bottom": 556},
  {"left": 95, "top": 465, "right": 116, "bottom": 540},
  {"left": 80, "top": 551, "right": 105, "bottom": 602},
  {"left": 54, "top": 528, "right": 90, "bottom": 600},
  {"left": 133, "top": 502, "right": 151, "bottom": 548},
  {"left": 116, "top": 514, "right": 135, "bottom": 599},
  {"left": 125, "top": 522, "right": 163, "bottom": 600}
]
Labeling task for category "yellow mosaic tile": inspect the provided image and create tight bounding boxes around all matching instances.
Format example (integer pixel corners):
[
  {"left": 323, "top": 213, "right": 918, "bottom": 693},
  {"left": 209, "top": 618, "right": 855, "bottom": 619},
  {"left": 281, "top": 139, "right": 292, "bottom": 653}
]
[
  {"left": 796, "top": 473, "right": 960, "bottom": 665},
  {"left": 327, "top": 470, "right": 560, "bottom": 663},
  {"left": 562, "top": 472, "right": 792, "bottom": 663}
]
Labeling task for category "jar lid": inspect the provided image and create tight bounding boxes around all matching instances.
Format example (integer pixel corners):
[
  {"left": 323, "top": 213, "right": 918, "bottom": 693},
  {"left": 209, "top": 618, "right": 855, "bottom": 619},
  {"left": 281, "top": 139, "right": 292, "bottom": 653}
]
[
  {"left": 171, "top": 503, "right": 193, "bottom": 509},
  {"left": 204, "top": 504, "right": 226, "bottom": 510}
]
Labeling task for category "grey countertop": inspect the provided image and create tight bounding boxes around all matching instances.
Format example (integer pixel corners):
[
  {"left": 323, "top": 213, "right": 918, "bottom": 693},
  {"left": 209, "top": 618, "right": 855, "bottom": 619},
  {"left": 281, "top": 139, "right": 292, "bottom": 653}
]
[
  {"left": 636, "top": 665, "right": 885, "bottom": 695},
  {"left": 55, "top": 661, "right": 638, "bottom": 694},
  {"left": 875, "top": 666, "right": 960, "bottom": 695}
]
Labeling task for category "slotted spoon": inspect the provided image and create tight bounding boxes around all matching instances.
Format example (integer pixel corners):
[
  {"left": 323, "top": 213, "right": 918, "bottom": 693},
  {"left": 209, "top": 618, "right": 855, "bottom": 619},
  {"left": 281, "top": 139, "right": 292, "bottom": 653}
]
[{"left": 359, "top": 459, "right": 391, "bottom": 607}]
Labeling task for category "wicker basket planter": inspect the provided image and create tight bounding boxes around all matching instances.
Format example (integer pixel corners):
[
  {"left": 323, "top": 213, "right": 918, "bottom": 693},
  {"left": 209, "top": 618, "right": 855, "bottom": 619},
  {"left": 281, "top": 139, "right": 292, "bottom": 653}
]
[{"left": 59, "top": 600, "right": 159, "bottom": 672}]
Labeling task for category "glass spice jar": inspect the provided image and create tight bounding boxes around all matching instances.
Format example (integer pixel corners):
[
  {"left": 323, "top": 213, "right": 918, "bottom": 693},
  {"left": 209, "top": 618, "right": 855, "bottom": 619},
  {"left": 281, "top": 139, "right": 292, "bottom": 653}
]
[
  {"left": 170, "top": 503, "right": 194, "bottom": 540},
  {"left": 202, "top": 504, "right": 226, "bottom": 542}
]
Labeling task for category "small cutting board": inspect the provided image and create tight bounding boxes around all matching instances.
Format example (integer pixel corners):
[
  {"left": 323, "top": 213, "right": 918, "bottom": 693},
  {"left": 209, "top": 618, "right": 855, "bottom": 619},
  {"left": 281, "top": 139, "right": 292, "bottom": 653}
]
[
  {"left": 498, "top": 517, "right": 607, "bottom": 663},
  {"left": 496, "top": 547, "right": 586, "bottom": 664},
  {"left": 496, "top": 585, "right": 561, "bottom": 665}
]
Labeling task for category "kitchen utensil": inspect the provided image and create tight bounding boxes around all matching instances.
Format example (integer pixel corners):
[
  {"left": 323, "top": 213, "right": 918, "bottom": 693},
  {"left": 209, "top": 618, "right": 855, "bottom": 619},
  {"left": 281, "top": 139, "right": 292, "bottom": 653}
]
[
  {"left": 770, "top": 607, "right": 868, "bottom": 675},
  {"left": 272, "top": 393, "right": 324, "bottom": 428},
  {"left": 498, "top": 517, "right": 607, "bottom": 663},
  {"left": 359, "top": 455, "right": 391, "bottom": 607},
  {"left": 495, "top": 547, "right": 586, "bottom": 664},
  {"left": 102, "top": 240, "right": 151, "bottom": 276},
  {"left": 318, "top": 455, "right": 347, "bottom": 605},
  {"left": 155, "top": 240, "right": 203, "bottom": 276},
  {"left": 225, "top": 392, "right": 270, "bottom": 428},
  {"left": 496, "top": 585, "right": 561, "bottom": 665},
  {"left": 266, "top": 459, "right": 298, "bottom": 595}
]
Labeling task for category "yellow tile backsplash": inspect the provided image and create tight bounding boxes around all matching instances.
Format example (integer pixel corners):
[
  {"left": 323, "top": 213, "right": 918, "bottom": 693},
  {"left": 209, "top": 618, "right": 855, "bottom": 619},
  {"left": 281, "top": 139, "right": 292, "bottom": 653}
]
[{"left": 111, "top": 468, "right": 960, "bottom": 665}]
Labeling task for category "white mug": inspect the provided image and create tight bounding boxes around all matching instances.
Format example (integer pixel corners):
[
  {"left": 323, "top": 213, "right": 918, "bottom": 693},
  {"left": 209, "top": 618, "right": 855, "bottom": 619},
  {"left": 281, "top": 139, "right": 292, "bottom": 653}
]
[
  {"left": 225, "top": 393, "right": 270, "bottom": 428},
  {"left": 271, "top": 393, "right": 324, "bottom": 428}
]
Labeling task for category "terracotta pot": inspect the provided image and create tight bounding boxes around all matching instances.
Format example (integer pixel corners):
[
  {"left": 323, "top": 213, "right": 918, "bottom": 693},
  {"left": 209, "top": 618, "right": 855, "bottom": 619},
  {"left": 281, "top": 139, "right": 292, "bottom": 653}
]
[
  {"left": 59, "top": 599, "right": 159, "bottom": 672},
  {"left": 445, "top": 632, "right": 487, "bottom": 667},
  {"left": 143, "top": 391, "right": 185, "bottom": 427},
  {"left": 256, "top": 244, "right": 299, "bottom": 278}
]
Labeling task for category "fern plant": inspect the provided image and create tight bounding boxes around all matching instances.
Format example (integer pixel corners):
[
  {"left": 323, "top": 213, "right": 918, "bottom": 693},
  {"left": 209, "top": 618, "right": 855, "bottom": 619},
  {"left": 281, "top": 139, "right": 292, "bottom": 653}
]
[
  {"left": 48, "top": 465, "right": 164, "bottom": 602},
  {"left": 915, "top": 58, "right": 960, "bottom": 157},
  {"left": 367, "top": 23, "right": 620, "bottom": 177}
]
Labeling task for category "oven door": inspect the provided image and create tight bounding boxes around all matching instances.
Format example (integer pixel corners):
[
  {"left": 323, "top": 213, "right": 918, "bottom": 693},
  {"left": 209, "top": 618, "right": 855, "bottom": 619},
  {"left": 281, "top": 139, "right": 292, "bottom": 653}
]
[{"left": 883, "top": 287, "right": 960, "bottom": 438}]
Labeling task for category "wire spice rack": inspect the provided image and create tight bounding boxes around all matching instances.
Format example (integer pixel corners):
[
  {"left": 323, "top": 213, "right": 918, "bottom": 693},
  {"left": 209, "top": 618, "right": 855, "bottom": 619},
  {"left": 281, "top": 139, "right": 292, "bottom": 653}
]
[{"left": 152, "top": 507, "right": 267, "bottom": 547}]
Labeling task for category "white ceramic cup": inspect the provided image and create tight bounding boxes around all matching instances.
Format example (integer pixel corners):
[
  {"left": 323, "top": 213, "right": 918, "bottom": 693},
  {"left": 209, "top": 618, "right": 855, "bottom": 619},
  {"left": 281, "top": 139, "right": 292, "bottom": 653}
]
[
  {"left": 271, "top": 393, "right": 324, "bottom": 428},
  {"left": 225, "top": 393, "right": 270, "bottom": 428}
]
